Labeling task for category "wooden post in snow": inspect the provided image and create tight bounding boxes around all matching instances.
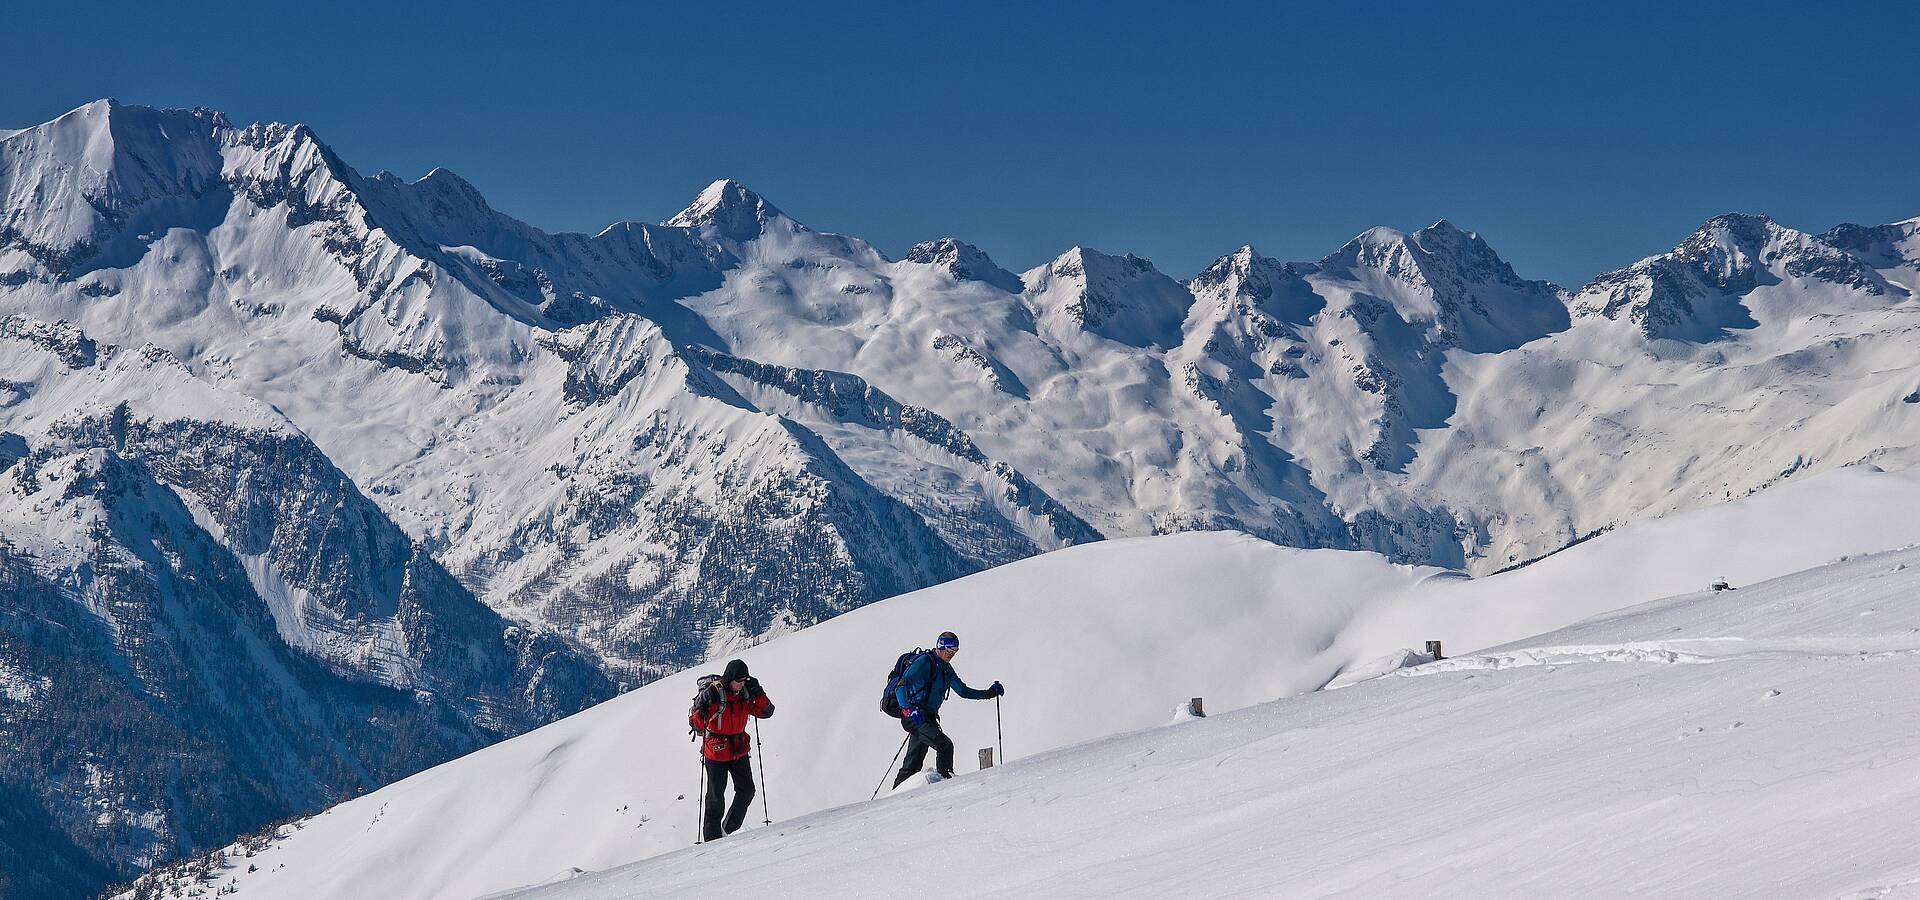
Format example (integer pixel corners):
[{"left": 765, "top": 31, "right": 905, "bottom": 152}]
[
  {"left": 1426, "top": 640, "right": 1444, "bottom": 661},
  {"left": 978, "top": 748, "right": 994, "bottom": 770},
  {"left": 1188, "top": 697, "right": 1206, "bottom": 718}
]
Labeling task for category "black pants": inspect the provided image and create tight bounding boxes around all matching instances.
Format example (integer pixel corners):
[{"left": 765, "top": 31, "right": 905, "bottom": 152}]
[
  {"left": 702, "top": 756, "right": 755, "bottom": 840},
  {"left": 894, "top": 716, "right": 954, "bottom": 787}
]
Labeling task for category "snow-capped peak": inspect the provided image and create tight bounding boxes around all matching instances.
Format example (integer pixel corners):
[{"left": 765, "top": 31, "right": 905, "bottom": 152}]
[
  {"left": 1411, "top": 219, "right": 1498, "bottom": 262},
  {"left": 902, "top": 238, "right": 1023, "bottom": 293},
  {"left": 1572, "top": 211, "right": 1892, "bottom": 340},
  {"left": 1190, "top": 244, "right": 1276, "bottom": 289},
  {"left": 413, "top": 166, "right": 485, "bottom": 199},
  {"left": 1306, "top": 220, "right": 1569, "bottom": 353},
  {"left": 1318, "top": 219, "right": 1538, "bottom": 294},
  {"left": 1317, "top": 225, "right": 1429, "bottom": 287},
  {"left": 1663, "top": 212, "right": 1884, "bottom": 296},
  {"left": 1820, "top": 216, "right": 1920, "bottom": 290},
  {"left": 1030, "top": 246, "right": 1161, "bottom": 285},
  {"left": 7, "top": 99, "right": 232, "bottom": 175},
  {"left": 664, "top": 178, "right": 791, "bottom": 239},
  {"left": 1023, "top": 247, "right": 1192, "bottom": 348},
  {"left": 394, "top": 165, "right": 514, "bottom": 233},
  {"left": 1672, "top": 213, "right": 1782, "bottom": 286},
  {"left": 0, "top": 100, "right": 229, "bottom": 274},
  {"left": 1188, "top": 245, "right": 1321, "bottom": 325}
]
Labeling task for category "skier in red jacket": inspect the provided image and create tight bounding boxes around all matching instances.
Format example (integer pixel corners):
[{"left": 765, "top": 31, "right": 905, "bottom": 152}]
[{"left": 689, "top": 658, "right": 774, "bottom": 841}]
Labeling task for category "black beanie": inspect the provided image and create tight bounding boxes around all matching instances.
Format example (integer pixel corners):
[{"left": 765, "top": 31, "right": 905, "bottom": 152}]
[{"left": 723, "top": 659, "right": 749, "bottom": 681}]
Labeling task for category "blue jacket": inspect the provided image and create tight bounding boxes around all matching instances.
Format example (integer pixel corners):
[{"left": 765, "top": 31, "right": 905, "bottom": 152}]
[{"left": 894, "top": 652, "right": 992, "bottom": 716}]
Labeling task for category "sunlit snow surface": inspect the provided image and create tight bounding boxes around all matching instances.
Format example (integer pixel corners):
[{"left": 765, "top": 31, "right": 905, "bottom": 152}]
[
  {"left": 139, "top": 466, "right": 1920, "bottom": 899},
  {"left": 533, "top": 542, "right": 1920, "bottom": 899}
]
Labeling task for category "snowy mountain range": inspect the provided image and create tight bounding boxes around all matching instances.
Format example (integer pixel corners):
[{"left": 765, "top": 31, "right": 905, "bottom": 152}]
[
  {"left": 0, "top": 319, "right": 615, "bottom": 898},
  {"left": 3, "top": 98, "right": 1919, "bottom": 895}
]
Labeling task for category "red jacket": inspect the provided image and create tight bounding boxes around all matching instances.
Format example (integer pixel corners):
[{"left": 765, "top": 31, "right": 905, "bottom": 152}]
[{"left": 689, "top": 685, "right": 774, "bottom": 762}]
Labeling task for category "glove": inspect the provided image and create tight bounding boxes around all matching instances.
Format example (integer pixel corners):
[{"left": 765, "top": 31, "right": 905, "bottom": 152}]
[
  {"left": 903, "top": 707, "right": 924, "bottom": 726},
  {"left": 990, "top": 681, "right": 1004, "bottom": 697},
  {"left": 744, "top": 676, "right": 764, "bottom": 700}
]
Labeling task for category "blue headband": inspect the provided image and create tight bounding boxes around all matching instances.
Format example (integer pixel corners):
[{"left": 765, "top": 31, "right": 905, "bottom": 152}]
[{"left": 935, "top": 634, "right": 960, "bottom": 650}]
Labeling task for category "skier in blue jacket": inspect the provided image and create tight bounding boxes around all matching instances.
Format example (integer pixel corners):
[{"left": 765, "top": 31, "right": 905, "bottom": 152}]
[{"left": 894, "top": 631, "right": 1002, "bottom": 787}]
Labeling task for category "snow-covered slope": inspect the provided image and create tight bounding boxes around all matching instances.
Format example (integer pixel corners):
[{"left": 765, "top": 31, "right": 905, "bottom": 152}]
[
  {"left": 1404, "top": 213, "right": 1920, "bottom": 569},
  {"left": 121, "top": 465, "right": 1920, "bottom": 900},
  {"left": 525, "top": 539, "right": 1920, "bottom": 899}
]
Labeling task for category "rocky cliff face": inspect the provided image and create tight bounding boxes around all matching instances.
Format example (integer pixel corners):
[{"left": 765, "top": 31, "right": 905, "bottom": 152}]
[{"left": 0, "top": 319, "right": 613, "bottom": 891}]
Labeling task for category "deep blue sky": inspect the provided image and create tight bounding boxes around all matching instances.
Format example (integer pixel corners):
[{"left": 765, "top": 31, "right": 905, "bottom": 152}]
[{"left": 8, "top": 0, "right": 1916, "bottom": 287}]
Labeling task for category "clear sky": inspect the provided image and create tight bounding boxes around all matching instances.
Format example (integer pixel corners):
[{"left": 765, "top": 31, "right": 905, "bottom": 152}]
[{"left": 7, "top": 0, "right": 1916, "bottom": 288}]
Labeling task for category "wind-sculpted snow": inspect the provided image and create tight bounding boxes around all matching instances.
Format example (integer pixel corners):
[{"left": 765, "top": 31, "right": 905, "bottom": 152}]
[{"left": 115, "top": 466, "right": 1920, "bottom": 900}]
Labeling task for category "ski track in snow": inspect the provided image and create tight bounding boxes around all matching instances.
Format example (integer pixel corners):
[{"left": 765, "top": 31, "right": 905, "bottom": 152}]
[
  {"left": 1840, "top": 878, "right": 1920, "bottom": 900},
  {"left": 1377, "top": 637, "right": 1920, "bottom": 682}
]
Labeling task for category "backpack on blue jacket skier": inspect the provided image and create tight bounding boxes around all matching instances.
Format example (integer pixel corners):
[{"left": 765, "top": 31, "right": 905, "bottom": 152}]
[{"left": 879, "top": 648, "right": 927, "bottom": 718}]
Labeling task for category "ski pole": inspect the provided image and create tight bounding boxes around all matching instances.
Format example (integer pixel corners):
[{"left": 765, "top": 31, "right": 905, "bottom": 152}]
[
  {"left": 694, "top": 753, "right": 706, "bottom": 845},
  {"left": 753, "top": 718, "right": 771, "bottom": 825},
  {"left": 870, "top": 735, "right": 910, "bottom": 801},
  {"left": 995, "top": 695, "right": 1004, "bottom": 763}
]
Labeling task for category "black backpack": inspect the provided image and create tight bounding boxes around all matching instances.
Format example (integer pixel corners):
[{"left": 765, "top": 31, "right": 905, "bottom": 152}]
[
  {"left": 879, "top": 648, "right": 927, "bottom": 718},
  {"left": 690, "top": 674, "right": 722, "bottom": 731}
]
